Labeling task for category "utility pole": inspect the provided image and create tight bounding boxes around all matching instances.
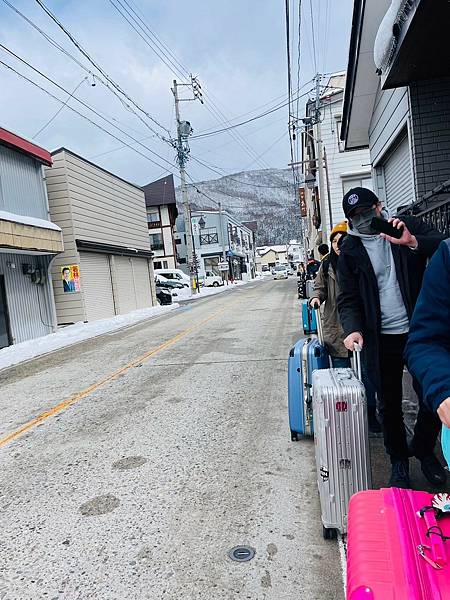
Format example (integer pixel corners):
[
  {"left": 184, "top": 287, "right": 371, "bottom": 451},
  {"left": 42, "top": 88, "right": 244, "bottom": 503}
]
[
  {"left": 314, "top": 73, "right": 328, "bottom": 242},
  {"left": 171, "top": 77, "right": 203, "bottom": 294}
]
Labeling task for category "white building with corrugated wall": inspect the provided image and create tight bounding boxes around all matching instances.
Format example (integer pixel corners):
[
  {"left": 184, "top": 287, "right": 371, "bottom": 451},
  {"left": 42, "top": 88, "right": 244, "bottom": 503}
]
[
  {"left": 45, "top": 148, "right": 156, "bottom": 325},
  {"left": 301, "top": 73, "right": 372, "bottom": 256},
  {"left": 0, "top": 128, "right": 63, "bottom": 349}
]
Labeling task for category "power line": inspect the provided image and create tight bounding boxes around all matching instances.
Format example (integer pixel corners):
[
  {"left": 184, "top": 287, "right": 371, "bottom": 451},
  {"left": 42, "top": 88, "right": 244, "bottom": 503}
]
[
  {"left": 191, "top": 86, "right": 313, "bottom": 140},
  {"left": 33, "top": 0, "right": 171, "bottom": 137},
  {"left": 33, "top": 76, "right": 87, "bottom": 138},
  {"left": 0, "top": 56, "right": 176, "bottom": 175},
  {"left": 103, "top": 0, "right": 273, "bottom": 170},
  {"left": 308, "top": 0, "right": 318, "bottom": 73}
]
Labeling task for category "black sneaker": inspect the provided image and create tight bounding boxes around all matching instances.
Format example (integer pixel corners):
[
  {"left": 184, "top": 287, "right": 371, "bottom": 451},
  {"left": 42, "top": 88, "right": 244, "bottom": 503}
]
[
  {"left": 420, "top": 455, "right": 447, "bottom": 487},
  {"left": 388, "top": 460, "right": 411, "bottom": 489}
]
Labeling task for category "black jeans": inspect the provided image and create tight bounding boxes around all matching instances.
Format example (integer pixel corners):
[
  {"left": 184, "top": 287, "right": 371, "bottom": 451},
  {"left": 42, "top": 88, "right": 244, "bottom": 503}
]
[{"left": 378, "top": 333, "right": 441, "bottom": 463}]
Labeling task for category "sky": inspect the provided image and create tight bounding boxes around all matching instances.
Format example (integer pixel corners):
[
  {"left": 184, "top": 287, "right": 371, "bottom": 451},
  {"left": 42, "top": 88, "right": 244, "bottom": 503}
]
[{"left": 0, "top": 0, "right": 354, "bottom": 187}]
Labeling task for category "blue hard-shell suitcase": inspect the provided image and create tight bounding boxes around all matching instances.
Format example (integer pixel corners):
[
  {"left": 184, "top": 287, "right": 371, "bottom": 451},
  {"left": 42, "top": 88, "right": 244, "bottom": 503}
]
[
  {"left": 302, "top": 300, "right": 317, "bottom": 335},
  {"left": 288, "top": 336, "right": 329, "bottom": 440}
]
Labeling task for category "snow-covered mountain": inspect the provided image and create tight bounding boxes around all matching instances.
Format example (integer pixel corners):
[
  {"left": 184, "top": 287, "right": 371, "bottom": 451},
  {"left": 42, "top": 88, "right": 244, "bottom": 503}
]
[{"left": 175, "top": 168, "right": 303, "bottom": 245}]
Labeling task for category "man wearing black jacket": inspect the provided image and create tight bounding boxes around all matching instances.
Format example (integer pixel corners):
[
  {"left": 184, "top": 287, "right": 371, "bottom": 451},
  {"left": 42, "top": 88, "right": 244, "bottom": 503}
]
[{"left": 337, "top": 187, "right": 446, "bottom": 489}]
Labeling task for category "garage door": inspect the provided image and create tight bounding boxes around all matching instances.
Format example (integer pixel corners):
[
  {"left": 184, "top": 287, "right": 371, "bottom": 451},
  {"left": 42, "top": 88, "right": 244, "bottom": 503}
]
[
  {"left": 133, "top": 258, "right": 152, "bottom": 309},
  {"left": 79, "top": 252, "right": 115, "bottom": 321},
  {"left": 115, "top": 256, "right": 137, "bottom": 314},
  {"left": 383, "top": 135, "right": 414, "bottom": 213}
]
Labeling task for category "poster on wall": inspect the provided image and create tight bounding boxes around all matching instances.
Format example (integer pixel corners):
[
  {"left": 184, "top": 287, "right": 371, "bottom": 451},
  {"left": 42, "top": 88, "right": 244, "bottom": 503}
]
[{"left": 61, "top": 265, "right": 80, "bottom": 293}]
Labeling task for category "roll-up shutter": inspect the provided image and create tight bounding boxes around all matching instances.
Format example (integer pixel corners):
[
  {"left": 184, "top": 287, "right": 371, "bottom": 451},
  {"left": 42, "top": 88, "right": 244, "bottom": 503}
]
[
  {"left": 114, "top": 256, "right": 137, "bottom": 314},
  {"left": 79, "top": 252, "right": 115, "bottom": 321},
  {"left": 383, "top": 135, "right": 414, "bottom": 212},
  {"left": 133, "top": 258, "right": 152, "bottom": 309}
]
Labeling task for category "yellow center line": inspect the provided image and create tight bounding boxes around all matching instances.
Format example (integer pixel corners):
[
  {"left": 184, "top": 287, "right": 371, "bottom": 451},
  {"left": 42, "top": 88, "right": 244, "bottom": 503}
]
[{"left": 0, "top": 301, "right": 235, "bottom": 449}]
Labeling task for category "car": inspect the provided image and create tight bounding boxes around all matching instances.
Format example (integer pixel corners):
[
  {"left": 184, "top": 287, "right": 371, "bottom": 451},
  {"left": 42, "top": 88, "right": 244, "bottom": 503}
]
[
  {"left": 154, "top": 268, "right": 190, "bottom": 287},
  {"left": 155, "top": 274, "right": 184, "bottom": 289},
  {"left": 273, "top": 265, "right": 289, "bottom": 280},
  {"left": 199, "top": 270, "right": 224, "bottom": 287},
  {"left": 156, "top": 287, "right": 172, "bottom": 305}
]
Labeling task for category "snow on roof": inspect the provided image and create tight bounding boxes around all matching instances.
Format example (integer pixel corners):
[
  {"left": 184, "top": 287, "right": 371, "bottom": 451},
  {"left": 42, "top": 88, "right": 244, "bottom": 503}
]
[
  {"left": 321, "top": 73, "right": 346, "bottom": 100},
  {"left": 0, "top": 210, "right": 61, "bottom": 231}
]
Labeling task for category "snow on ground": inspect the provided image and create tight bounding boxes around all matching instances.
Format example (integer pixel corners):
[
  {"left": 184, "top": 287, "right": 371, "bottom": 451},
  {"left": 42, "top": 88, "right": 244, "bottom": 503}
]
[{"left": 0, "top": 304, "right": 178, "bottom": 372}]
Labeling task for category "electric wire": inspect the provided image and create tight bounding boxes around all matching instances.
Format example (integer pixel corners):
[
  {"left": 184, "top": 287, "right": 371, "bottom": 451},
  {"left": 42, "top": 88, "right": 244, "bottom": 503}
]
[
  {"left": 0, "top": 58, "right": 177, "bottom": 174},
  {"left": 33, "top": 76, "right": 87, "bottom": 138},
  {"left": 308, "top": 0, "right": 318, "bottom": 74},
  {"left": 33, "top": 0, "right": 171, "bottom": 136}
]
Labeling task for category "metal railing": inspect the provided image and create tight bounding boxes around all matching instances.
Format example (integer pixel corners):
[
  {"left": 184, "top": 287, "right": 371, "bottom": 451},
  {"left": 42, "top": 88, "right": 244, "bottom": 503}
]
[
  {"left": 200, "top": 232, "right": 219, "bottom": 245},
  {"left": 399, "top": 179, "right": 450, "bottom": 237}
]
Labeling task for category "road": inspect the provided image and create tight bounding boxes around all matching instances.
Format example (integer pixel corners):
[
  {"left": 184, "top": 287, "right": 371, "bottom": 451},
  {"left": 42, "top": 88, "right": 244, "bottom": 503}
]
[{"left": 0, "top": 278, "right": 344, "bottom": 600}]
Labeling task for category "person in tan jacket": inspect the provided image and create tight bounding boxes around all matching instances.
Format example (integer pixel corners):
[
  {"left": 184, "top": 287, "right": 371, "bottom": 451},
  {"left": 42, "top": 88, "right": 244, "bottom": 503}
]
[{"left": 309, "top": 221, "right": 350, "bottom": 368}]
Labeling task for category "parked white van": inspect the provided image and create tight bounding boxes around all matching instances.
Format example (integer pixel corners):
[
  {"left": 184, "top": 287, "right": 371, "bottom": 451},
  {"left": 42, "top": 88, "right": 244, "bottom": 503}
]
[
  {"left": 199, "top": 270, "right": 224, "bottom": 287},
  {"left": 154, "top": 268, "right": 190, "bottom": 287}
]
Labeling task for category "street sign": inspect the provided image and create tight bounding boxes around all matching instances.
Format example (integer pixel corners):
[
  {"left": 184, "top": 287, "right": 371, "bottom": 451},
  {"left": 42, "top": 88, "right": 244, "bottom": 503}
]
[
  {"left": 218, "top": 261, "right": 229, "bottom": 271},
  {"left": 299, "top": 187, "right": 307, "bottom": 217}
]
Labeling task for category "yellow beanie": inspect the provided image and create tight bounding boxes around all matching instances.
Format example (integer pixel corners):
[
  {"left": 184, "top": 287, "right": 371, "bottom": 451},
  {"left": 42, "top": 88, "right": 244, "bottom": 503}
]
[{"left": 330, "top": 220, "right": 348, "bottom": 240}]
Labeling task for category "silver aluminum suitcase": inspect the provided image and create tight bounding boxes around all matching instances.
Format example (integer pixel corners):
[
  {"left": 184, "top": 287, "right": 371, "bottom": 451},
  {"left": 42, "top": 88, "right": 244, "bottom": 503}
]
[
  {"left": 312, "top": 348, "right": 371, "bottom": 539},
  {"left": 305, "top": 279, "right": 315, "bottom": 298}
]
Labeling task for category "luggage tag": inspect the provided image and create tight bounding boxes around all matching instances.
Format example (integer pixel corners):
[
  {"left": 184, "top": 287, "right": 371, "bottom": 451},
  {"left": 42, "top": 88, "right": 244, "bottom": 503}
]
[{"left": 441, "top": 425, "right": 450, "bottom": 469}]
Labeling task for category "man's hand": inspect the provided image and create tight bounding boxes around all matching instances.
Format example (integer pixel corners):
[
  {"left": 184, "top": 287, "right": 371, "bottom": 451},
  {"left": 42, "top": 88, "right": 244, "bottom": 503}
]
[
  {"left": 437, "top": 397, "right": 450, "bottom": 427},
  {"left": 380, "top": 218, "right": 418, "bottom": 248},
  {"left": 344, "top": 331, "right": 363, "bottom": 351},
  {"left": 309, "top": 297, "right": 321, "bottom": 309}
]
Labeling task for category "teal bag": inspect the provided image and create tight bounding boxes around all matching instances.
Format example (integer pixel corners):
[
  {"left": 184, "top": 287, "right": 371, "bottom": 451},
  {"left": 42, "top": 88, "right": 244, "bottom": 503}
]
[{"left": 441, "top": 425, "right": 450, "bottom": 468}]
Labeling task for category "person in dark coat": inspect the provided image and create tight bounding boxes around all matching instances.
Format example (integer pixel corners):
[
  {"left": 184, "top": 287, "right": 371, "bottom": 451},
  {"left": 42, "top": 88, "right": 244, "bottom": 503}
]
[
  {"left": 337, "top": 187, "right": 446, "bottom": 489},
  {"left": 405, "top": 239, "right": 450, "bottom": 425}
]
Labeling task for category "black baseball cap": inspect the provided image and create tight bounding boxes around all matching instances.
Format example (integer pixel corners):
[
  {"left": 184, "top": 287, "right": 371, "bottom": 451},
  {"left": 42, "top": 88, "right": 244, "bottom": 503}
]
[{"left": 342, "top": 187, "right": 380, "bottom": 218}]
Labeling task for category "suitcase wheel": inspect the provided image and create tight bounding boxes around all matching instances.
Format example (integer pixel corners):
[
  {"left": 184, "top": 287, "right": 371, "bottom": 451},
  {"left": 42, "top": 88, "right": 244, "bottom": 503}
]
[
  {"left": 290, "top": 430, "right": 299, "bottom": 442},
  {"left": 322, "top": 526, "right": 337, "bottom": 540}
]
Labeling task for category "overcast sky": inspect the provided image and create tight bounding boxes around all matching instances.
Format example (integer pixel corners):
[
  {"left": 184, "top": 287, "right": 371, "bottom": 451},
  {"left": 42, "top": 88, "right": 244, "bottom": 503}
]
[{"left": 0, "top": 0, "right": 354, "bottom": 186}]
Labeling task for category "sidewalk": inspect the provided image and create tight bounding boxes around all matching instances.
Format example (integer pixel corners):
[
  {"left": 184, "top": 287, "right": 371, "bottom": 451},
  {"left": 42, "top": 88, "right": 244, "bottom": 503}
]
[{"left": 0, "top": 304, "right": 178, "bottom": 373}]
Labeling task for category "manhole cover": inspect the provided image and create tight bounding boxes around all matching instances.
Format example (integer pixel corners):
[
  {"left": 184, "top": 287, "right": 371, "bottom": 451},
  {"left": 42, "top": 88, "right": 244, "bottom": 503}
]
[{"left": 228, "top": 546, "right": 255, "bottom": 562}]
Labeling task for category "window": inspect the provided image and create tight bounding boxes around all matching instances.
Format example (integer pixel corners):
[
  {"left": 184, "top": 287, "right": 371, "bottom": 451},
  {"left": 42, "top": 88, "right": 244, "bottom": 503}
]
[
  {"left": 178, "top": 257, "right": 187, "bottom": 264},
  {"left": 200, "top": 227, "right": 219, "bottom": 245},
  {"left": 149, "top": 232, "right": 164, "bottom": 251},
  {"left": 147, "top": 207, "right": 160, "bottom": 224},
  {"left": 335, "top": 118, "right": 345, "bottom": 152},
  {"left": 342, "top": 175, "right": 373, "bottom": 195},
  {"left": 163, "top": 260, "right": 168, "bottom": 269},
  {"left": 153, "top": 261, "right": 162, "bottom": 269},
  {"left": 175, "top": 238, "right": 182, "bottom": 245}
]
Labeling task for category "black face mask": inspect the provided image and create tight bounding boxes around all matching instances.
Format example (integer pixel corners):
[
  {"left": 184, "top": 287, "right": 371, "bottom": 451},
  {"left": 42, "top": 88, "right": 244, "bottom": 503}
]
[{"left": 351, "top": 208, "right": 378, "bottom": 235}]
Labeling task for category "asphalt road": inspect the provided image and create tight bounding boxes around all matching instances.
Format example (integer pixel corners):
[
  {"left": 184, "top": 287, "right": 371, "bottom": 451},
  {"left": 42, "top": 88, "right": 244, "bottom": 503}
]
[{"left": 0, "top": 277, "right": 344, "bottom": 600}]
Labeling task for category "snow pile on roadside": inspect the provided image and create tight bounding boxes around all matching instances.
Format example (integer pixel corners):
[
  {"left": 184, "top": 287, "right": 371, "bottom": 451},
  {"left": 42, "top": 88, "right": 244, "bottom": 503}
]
[
  {"left": 174, "top": 278, "right": 257, "bottom": 302},
  {"left": 0, "top": 304, "right": 178, "bottom": 372}
]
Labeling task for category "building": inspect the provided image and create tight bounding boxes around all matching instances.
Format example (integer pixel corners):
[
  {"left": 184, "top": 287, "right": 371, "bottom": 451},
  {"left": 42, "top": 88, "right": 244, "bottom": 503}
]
[
  {"left": 0, "top": 128, "right": 63, "bottom": 349},
  {"left": 45, "top": 148, "right": 156, "bottom": 324},
  {"left": 256, "top": 245, "right": 288, "bottom": 269},
  {"left": 287, "top": 240, "right": 305, "bottom": 265},
  {"left": 142, "top": 174, "right": 178, "bottom": 270},
  {"left": 176, "top": 210, "right": 256, "bottom": 280},
  {"left": 341, "top": 0, "right": 450, "bottom": 231},
  {"left": 301, "top": 73, "right": 371, "bottom": 256}
]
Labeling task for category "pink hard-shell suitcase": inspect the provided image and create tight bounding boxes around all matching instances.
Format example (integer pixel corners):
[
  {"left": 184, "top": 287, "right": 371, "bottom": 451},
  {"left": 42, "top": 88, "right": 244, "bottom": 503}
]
[{"left": 347, "top": 488, "right": 450, "bottom": 599}]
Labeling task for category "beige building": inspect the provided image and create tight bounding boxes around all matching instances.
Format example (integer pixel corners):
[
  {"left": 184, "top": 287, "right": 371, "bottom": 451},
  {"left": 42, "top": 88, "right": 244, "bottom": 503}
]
[{"left": 45, "top": 148, "right": 156, "bottom": 325}]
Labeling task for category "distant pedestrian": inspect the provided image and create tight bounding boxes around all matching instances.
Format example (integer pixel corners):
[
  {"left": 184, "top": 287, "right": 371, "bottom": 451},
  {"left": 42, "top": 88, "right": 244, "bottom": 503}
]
[
  {"left": 307, "top": 256, "right": 320, "bottom": 279},
  {"left": 297, "top": 262, "right": 307, "bottom": 298},
  {"left": 337, "top": 187, "right": 446, "bottom": 488},
  {"left": 318, "top": 243, "right": 330, "bottom": 261}
]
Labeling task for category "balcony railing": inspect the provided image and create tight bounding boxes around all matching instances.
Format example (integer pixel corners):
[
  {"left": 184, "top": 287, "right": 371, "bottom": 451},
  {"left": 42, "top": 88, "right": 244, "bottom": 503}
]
[
  {"left": 200, "top": 232, "right": 219, "bottom": 245},
  {"left": 148, "top": 221, "right": 162, "bottom": 229},
  {"left": 399, "top": 179, "right": 450, "bottom": 237}
]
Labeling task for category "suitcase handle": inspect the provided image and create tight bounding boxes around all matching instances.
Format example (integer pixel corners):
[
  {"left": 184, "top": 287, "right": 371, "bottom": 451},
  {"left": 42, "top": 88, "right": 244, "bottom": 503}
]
[
  {"left": 352, "top": 343, "right": 362, "bottom": 381},
  {"left": 313, "top": 306, "right": 325, "bottom": 346}
]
